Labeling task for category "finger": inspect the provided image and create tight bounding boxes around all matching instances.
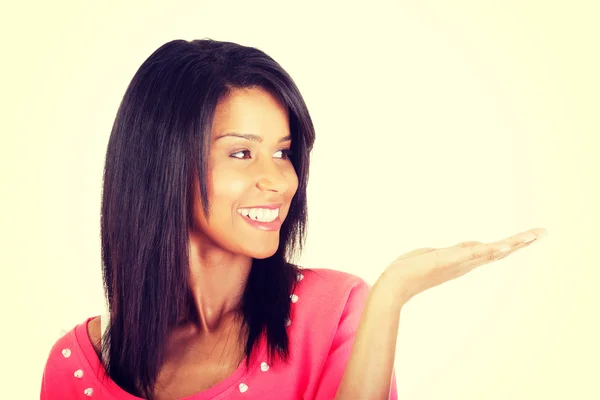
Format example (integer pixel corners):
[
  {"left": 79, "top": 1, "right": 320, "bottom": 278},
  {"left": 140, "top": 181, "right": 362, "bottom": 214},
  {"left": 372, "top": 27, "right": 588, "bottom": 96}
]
[
  {"left": 398, "top": 229, "right": 547, "bottom": 272},
  {"left": 457, "top": 230, "right": 547, "bottom": 274},
  {"left": 420, "top": 241, "right": 513, "bottom": 272},
  {"left": 492, "top": 231, "right": 545, "bottom": 260},
  {"left": 442, "top": 245, "right": 510, "bottom": 279},
  {"left": 468, "top": 243, "right": 507, "bottom": 261},
  {"left": 498, "top": 228, "right": 548, "bottom": 246},
  {"left": 469, "top": 227, "right": 547, "bottom": 260},
  {"left": 488, "top": 228, "right": 548, "bottom": 258},
  {"left": 456, "top": 245, "right": 517, "bottom": 275}
]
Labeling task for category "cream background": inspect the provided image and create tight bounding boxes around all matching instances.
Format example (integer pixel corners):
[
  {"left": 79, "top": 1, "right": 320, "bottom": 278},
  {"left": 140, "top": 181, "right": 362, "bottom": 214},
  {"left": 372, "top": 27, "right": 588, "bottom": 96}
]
[{"left": 1, "top": 0, "right": 598, "bottom": 398}]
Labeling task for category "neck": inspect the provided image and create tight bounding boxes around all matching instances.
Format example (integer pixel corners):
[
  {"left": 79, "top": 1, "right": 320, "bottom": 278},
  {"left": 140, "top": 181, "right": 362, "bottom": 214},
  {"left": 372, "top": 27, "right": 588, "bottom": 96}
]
[{"left": 184, "top": 233, "right": 252, "bottom": 334}]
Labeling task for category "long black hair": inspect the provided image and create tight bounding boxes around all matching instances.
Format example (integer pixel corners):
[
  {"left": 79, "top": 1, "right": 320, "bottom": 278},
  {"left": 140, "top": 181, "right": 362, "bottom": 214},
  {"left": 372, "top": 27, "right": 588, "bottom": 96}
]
[{"left": 99, "top": 39, "right": 315, "bottom": 398}]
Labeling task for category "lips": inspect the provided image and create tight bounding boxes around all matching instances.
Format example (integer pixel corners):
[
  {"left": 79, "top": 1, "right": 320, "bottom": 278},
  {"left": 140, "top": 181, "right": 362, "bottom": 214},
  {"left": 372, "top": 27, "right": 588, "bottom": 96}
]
[
  {"left": 238, "top": 203, "right": 282, "bottom": 210},
  {"left": 239, "top": 212, "right": 282, "bottom": 231},
  {"left": 236, "top": 201, "right": 285, "bottom": 231},
  {"left": 237, "top": 207, "right": 280, "bottom": 221}
]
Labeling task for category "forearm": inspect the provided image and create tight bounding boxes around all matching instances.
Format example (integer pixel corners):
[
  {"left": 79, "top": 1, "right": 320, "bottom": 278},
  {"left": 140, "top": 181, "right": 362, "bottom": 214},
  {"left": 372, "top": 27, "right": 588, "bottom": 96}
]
[{"left": 334, "top": 276, "right": 405, "bottom": 400}]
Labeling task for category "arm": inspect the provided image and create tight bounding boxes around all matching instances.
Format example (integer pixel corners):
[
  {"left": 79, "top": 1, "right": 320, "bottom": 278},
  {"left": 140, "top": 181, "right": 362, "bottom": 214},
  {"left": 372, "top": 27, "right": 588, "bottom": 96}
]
[
  {"left": 334, "top": 228, "right": 547, "bottom": 399},
  {"left": 312, "top": 278, "right": 398, "bottom": 400},
  {"left": 334, "top": 275, "right": 403, "bottom": 400}
]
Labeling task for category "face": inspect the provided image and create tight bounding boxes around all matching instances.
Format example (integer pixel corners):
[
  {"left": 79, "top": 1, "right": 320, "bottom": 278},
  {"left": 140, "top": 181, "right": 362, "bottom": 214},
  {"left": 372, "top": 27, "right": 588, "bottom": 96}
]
[{"left": 190, "top": 87, "right": 299, "bottom": 259}]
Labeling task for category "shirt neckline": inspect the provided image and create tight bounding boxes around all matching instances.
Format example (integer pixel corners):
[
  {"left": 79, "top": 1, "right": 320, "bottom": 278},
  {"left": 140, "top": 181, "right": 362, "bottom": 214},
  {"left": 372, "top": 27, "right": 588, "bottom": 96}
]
[{"left": 74, "top": 316, "right": 262, "bottom": 399}]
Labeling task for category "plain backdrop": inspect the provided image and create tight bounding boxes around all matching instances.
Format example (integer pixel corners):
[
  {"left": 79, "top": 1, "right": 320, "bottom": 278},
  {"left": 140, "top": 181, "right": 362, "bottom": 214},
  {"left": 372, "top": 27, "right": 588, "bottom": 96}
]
[{"left": 1, "top": 0, "right": 599, "bottom": 398}]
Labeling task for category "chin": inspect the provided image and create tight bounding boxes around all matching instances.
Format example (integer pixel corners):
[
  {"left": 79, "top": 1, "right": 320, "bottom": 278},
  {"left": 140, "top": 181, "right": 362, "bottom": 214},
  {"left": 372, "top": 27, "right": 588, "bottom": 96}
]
[
  {"left": 249, "top": 247, "right": 278, "bottom": 260},
  {"left": 245, "top": 240, "right": 280, "bottom": 259}
]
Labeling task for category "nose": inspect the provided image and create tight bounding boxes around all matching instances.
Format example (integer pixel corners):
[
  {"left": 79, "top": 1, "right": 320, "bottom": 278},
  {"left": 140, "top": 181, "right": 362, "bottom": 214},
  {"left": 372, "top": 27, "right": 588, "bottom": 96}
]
[{"left": 255, "top": 156, "right": 289, "bottom": 193}]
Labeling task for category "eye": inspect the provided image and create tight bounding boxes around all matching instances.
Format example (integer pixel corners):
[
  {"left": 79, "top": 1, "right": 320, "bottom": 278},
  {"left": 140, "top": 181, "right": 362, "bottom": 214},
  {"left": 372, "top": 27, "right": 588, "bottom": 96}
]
[
  {"left": 230, "top": 150, "right": 251, "bottom": 159},
  {"left": 230, "top": 149, "right": 293, "bottom": 160},
  {"left": 274, "top": 149, "right": 293, "bottom": 160}
]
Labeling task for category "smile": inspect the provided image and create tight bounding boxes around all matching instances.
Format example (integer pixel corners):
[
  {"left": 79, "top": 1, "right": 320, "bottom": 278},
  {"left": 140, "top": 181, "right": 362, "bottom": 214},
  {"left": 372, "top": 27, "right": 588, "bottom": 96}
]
[
  {"left": 237, "top": 207, "right": 280, "bottom": 222},
  {"left": 237, "top": 207, "right": 282, "bottom": 231}
]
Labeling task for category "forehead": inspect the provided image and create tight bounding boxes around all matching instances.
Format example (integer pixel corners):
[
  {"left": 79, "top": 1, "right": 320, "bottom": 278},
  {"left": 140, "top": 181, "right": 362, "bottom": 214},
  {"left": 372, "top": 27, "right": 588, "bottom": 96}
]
[{"left": 211, "top": 87, "right": 290, "bottom": 137}]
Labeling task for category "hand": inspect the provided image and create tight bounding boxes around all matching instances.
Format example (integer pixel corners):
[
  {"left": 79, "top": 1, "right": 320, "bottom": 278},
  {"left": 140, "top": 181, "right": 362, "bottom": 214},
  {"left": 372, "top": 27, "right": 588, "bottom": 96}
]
[{"left": 378, "top": 228, "right": 548, "bottom": 305}]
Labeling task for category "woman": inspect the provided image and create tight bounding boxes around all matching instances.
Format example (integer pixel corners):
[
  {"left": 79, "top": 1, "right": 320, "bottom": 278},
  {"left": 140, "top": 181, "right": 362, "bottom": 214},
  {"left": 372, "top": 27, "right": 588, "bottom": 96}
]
[{"left": 40, "top": 39, "right": 546, "bottom": 399}]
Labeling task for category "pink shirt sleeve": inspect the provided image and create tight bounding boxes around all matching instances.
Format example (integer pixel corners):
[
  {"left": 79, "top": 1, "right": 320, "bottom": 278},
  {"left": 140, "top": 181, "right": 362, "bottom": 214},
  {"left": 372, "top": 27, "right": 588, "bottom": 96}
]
[
  {"left": 311, "top": 278, "right": 399, "bottom": 399},
  {"left": 40, "top": 333, "right": 88, "bottom": 399}
]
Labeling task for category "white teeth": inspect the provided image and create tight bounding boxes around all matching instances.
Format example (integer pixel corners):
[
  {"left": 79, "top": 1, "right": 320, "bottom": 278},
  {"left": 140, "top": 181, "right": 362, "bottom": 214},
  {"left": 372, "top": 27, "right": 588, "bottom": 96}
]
[
  {"left": 237, "top": 207, "right": 279, "bottom": 222},
  {"left": 249, "top": 209, "right": 259, "bottom": 220}
]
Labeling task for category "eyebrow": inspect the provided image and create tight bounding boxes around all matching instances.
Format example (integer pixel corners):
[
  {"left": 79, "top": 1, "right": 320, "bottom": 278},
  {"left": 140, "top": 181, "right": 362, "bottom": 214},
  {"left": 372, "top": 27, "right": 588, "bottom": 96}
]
[{"left": 214, "top": 132, "right": 292, "bottom": 143}]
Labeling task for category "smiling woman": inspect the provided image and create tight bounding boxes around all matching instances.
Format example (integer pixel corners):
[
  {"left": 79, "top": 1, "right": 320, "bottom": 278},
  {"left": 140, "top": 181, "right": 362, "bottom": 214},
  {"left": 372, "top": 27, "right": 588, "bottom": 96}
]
[
  {"left": 195, "top": 88, "right": 299, "bottom": 259},
  {"left": 39, "top": 39, "right": 399, "bottom": 399}
]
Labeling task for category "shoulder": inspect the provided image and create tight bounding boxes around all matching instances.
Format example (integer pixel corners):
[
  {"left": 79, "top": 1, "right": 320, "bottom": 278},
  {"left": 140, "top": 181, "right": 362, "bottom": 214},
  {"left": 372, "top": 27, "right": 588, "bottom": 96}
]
[
  {"left": 280, "top": 269, "right": 371, "bottom": 397},
  {"left": 294, "top": 268, "right": 371, "bottom": 305},
  {"left": 290, "top": 268, "right": 371, "bottom": 330},
  {"left": 40, "top": 317, "right": 101, "bottom": 399}
]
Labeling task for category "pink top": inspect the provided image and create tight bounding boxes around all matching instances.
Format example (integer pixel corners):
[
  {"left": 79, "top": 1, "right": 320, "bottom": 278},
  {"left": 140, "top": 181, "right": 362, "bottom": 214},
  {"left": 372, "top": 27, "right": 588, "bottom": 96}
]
[{"left": 40, "top": 268, "right": 398, "bottom": 399}]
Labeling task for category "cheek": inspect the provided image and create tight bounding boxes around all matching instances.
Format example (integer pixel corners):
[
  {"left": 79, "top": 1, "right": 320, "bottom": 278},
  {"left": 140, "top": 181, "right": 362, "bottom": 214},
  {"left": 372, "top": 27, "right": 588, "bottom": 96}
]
[
  {"left": 197, "top": 169, "right": 248, "bottom": 244},
  {"left": 210, "top": 169, "right": 248, "bottom": 209}
]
